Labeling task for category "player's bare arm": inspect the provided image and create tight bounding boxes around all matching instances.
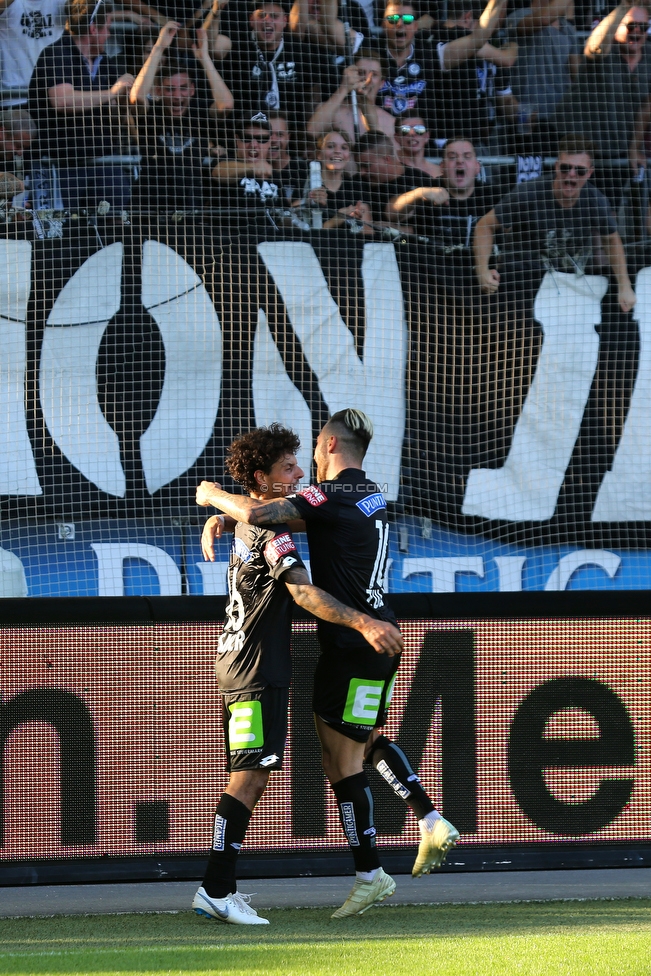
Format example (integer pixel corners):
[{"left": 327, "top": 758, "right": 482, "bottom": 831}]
[
  {"left": 196, "top": 480, "right": 302, "bottom": 525},
  {"left": 284, "top": 567, "right": 404, "bottom": 657}
]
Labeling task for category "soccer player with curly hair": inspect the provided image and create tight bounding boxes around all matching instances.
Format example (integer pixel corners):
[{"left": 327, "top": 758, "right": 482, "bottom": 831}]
[{"left": 193, "top": 422, "right": 402, "bottom": 926}]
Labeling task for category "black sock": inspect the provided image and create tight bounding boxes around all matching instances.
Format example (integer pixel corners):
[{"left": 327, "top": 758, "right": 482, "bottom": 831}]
[
  {"left": 366, "top": 735, "right": 435, "bottom": 821},
  {"left": 202, "top": 794, "right": 251, "bottom": 898},
  {"left": 331, "top": 772, "right": 380, "bottom": 873}
]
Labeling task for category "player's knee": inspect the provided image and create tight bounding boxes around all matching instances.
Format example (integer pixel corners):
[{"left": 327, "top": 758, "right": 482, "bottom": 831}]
[
  {"left": 364, "top": 730, "right": 382, "bottom": 762},
  {"left": 251, "top": 769, "right": 270, "bottom": 801}
]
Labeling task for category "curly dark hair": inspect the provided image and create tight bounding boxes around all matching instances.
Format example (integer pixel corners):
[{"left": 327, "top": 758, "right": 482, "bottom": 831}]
[{"left": 226, "top": 424, "right": 301, "bottom": 494}]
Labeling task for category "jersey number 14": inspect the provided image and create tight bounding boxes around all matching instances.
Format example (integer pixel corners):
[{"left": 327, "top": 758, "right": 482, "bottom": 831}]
[{"left": 366, "top": 520, "right": 390, "bottom": 609}]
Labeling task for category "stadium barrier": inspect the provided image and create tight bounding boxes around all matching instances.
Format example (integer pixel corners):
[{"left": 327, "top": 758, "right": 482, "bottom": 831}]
[{"left": 1, "top": 593, "right": 649, "bottom": 885}]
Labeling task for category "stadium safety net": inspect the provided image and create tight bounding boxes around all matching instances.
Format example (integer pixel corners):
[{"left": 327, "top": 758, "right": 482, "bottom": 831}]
[{"left": 1, "top": 0, "right": 651, "bottom": 875}]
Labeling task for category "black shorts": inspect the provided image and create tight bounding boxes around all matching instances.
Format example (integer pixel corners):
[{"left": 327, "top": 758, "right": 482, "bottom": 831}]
[
  {"left": 221, "top": 686, "right": 289, "bottom": 772},
  {"left": 312, "top": 644, "right": 401, "bottom": 743}
]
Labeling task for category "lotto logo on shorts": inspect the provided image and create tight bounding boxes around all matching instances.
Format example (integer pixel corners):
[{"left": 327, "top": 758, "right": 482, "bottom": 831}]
[
  {"left": 343, "top": 678, "right": 384, "bottom": 725},
  {"left": 264, "top": 532, "right": 297, "bottom": 566},
  {"left": 298, "top": 485, "right": 327, "bottom": 506},
  {"left": 228, "top": 700, "right": 264, "bottom": 750}
]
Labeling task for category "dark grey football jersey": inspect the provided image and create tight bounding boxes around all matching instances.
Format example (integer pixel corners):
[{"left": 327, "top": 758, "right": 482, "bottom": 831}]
[{"left": 216, "top": 521, "right": 304, "bottom": 693}]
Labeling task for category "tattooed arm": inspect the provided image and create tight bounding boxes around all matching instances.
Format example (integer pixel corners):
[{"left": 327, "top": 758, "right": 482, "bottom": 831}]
[
  {"left": 196, "top": 480, "right": 302, "bottom": 526},
  {"left": 284, "top": 567, "right": 404, "bottom": 657}
]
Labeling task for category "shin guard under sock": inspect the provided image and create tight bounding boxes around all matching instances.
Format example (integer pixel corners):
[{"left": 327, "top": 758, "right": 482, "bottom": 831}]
[
  {"left": 332, "top": 771, "right": 380, "bottom": 872},
  {"left": 366, "top": 735, "right": 436, "bottom": 820},
  {"left": 202, "top": 793, "right": 251, "bottom": 898}
]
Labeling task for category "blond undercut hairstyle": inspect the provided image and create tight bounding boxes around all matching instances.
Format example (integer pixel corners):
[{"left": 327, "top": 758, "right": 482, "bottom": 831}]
[{"left": 324, "top": 408, "right": 374, "bottom": 459}]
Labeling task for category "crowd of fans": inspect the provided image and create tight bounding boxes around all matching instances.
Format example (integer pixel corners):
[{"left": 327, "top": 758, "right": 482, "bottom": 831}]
[{"left": 0, "top": 0, "right": 649, "bottom": 273}]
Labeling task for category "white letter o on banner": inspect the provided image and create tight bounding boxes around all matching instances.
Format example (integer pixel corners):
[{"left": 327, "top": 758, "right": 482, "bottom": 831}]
[{"left": 39, "top": 242, "right": 222, "bottom": 496}]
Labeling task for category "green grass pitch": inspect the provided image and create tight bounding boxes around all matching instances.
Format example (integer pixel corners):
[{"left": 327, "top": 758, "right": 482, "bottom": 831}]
[{"left": 1, "top": 900, "right": 650, "bottom": 976}]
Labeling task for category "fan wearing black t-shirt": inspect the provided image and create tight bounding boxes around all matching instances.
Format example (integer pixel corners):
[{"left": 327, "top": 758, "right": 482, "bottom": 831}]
[
  {"left": 266, "top": 110, "right": 309, "bottom": 204},
  {"left": 389, "top": 137, "right": 495, "bottom": 247},
  {"left": 197, "top": 409, "right": 460, "bottom": 919},
  {"left": 220, "top": 1, "right": 334, "bottom": 138},
  {"left": 128, "top": 21, "right": 233, "bottom": 211},
  {"left": 193, "top": 423, "right": 402, "bottom": 925},
  {"left": 355, "top": 130, "right": 448, "bottom": 228},
  {"left": 27, "top": 0, "right": 135, "bottom": 210},
  {"left": 431, "top": 0, "right": 515, "bottom": 147},
  {"left": 211, "top": 111, "right": 289, "bottom": 229},
  {"left": 371, "top": 2, "right": 438, "bottom": 127}
]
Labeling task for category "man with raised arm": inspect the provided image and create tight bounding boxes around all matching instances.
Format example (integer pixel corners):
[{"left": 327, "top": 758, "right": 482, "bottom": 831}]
[
  {"left": 307, "top": 56, "right": 397, "bottom": 147},
  {"left": 372, "top": 1, "right": 439, "bottom": 127},
  {"left": 431, "top": 0, "right": 516, "bottom": 150},
  {"left": 474, "top": 134, "right": 637, "bottom": 313},
  {"left": 192, "top": 423, "right": 402, "bottom": 926},
  {"left": 27, "top": 0, "right": 136, "bottom": 210},
  {"left": 129, "top": 21, "right": 232, "bottom": 211},
  {"left": 506, "top": 0, "right": 579, "bottom": 155},
  {"left": 197, "top": 409, "right": 459, "bottom": 920},
  {"left": 553, "top": 3, "right": 651, "bottom": 209}
]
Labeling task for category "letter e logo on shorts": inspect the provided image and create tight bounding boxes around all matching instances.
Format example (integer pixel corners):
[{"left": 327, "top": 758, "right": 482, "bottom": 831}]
[
  {"left": 343, "top": 678, "right": 384, "bottom": 725},
  {"left": 228, "top": 700, "right": 264, "bottom": 750}
]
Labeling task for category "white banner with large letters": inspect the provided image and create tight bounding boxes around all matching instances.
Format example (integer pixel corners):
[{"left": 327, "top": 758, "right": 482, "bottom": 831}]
[{"left": 1, "top": 224, "right": 650, "bottom": 595}]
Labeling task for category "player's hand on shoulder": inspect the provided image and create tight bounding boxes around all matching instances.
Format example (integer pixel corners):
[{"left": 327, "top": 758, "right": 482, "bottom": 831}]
[
  {"left": 361, "top": 618, "right": 404, "bottom": 657},
  {"left": 201, "top": 514, "right": 225, "bottom": 561},
  {"left": 196, "top": 480, "right": 222, "bottom": 506}
]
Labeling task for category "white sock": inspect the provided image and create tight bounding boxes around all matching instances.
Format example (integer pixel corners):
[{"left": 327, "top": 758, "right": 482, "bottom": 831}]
[
  {"left": 418, "top": 810, "right": 441, "bottom": 833},
  {"left": 356, "top": 868, "right": 379, "bottom": 882}
]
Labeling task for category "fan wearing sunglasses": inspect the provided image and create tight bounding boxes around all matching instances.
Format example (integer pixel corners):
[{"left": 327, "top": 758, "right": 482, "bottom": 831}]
[
  {"left": 474, "top": 135, "right": 636, "bottom": 314},
  {"left": 211, "top": 111, "right": 286, "bottom": 229},
  {"left": 553, "top": 4, "right": 651, "bottom": 210},
  {"left": 395, "top": 116, "right": 441, "bottom": 177},
  {"left": 373, "top": 3, "right": 438, "bottom": 124}
]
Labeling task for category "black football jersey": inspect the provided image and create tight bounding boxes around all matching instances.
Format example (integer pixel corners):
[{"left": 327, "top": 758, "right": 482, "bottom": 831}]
[
  {"left": 287, "top": 468, "right": 397, "bottom": 650},
  {"left": 216, "top": 521, "right": 304, "bottom": 693}
]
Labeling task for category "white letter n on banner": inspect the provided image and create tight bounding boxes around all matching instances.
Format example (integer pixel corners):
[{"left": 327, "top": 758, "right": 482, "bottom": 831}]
[
  {"left": 462, "top": 271, "right": 607, "bottom": 521},
  {"left": 256, "top": 242, "right": 407, "bottom": 501}
]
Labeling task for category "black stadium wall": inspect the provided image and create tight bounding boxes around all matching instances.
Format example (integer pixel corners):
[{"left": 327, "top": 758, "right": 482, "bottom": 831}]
[{"left": 1, "top": 593, "right": 649, "bottom": 885}]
